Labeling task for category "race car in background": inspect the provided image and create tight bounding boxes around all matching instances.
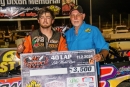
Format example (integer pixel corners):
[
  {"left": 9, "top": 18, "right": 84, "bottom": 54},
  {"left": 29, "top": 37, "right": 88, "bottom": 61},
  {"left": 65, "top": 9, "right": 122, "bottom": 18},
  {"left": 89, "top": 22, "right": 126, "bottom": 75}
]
[{"left": 100, "top": 38, "right": 130, "bottom": 87}]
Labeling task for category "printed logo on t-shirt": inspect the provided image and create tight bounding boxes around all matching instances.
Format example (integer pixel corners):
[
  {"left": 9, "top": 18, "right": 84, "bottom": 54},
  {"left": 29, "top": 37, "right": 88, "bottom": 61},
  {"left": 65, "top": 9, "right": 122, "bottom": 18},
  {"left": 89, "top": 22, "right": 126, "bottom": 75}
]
[
  {"left": 85, "top": 28, "right": 91, "bottom": 33},
  {"left": 32, "top": 36, "right": 44, "bottom": 47}
]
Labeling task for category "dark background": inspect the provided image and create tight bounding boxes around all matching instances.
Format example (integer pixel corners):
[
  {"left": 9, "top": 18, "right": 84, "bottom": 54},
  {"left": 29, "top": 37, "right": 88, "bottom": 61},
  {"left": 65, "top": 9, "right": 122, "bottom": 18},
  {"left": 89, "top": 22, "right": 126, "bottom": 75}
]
[
  {"left": 78, "top": 0, "right": 130, "bottom": 24},
  {"left": 78, "top": 0, "right": 130, "bottom": 16},
  {"left": 0, "top": 0, "right": 130, "bottom": 31}
]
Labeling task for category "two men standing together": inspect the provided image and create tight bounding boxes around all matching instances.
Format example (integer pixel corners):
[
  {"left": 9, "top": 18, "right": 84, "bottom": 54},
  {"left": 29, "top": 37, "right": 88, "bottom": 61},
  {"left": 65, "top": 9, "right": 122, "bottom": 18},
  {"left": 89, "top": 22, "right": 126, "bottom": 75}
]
[{"left": 17, "top": 5, "right": 109, "bottom": 64}]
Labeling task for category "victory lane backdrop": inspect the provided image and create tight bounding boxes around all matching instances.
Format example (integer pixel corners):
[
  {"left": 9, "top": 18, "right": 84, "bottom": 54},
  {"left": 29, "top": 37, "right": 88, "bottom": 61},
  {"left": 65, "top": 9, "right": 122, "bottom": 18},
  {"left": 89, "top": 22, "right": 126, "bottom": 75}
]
[{"left": 20, "top": 49, "right": 98, "bottom": 87}]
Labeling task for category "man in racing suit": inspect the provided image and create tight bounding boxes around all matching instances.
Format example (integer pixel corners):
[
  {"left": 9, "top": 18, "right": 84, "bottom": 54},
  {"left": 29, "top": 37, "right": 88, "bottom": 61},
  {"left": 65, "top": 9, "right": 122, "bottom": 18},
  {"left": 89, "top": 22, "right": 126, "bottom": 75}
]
[{"left": 16, "top": 7, "right": 68, "bottom": 58}]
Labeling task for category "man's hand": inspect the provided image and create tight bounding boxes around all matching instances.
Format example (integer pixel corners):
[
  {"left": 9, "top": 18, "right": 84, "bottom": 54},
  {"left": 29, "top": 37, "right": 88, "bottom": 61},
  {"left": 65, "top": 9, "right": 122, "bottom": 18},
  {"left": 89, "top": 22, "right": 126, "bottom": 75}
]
[
  {"left": 17, "top": 44, "right": 24, "bottom": 53},
  {"left": 50, "top": 50, "right": 57, "bottom": 53},
  {"left": 91, "top": 54, "right": 102, "bottom": 62},
  {"left": 16, "top": 38, "right": 25, "bottom": 53}
]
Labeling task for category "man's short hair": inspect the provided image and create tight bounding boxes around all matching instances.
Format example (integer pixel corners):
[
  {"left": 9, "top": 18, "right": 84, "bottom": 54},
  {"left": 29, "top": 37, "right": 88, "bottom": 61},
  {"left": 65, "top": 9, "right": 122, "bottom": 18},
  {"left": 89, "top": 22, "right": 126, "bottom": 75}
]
[{"left": 37, "top": 7, "right": 55, "bottom": 19}]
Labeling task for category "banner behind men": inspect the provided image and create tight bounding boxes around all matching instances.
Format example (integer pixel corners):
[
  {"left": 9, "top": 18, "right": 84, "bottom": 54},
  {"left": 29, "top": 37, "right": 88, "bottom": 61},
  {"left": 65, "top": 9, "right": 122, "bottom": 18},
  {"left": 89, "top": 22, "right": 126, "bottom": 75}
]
[
  {"left": 21, "top": 49, "right": 98, "bottom": 87},
  {"left": 0, "top": 0, "right": 77, "bottom": 18}
]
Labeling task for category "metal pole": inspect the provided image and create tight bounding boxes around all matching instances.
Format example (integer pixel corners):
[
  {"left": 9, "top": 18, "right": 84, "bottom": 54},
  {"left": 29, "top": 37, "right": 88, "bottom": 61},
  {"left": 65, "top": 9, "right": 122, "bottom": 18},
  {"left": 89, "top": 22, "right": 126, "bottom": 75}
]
[
  {"left": 128, "top": 20, "right": 129, "bottom": 27},
  {"left": 90, "top": 0, "right": 92, "bottom": 25},
  {"left": 112, "top": 14, "right": 113, "bottom": 29},
  {"left": 120, "top": 14, "right": 121, "bottom": 25},
  {"left": 99, "top": 15, "right": 101, "bottom": 29},
  {"left": 18, "top": 21, "right": 21, "bottom": 30}
]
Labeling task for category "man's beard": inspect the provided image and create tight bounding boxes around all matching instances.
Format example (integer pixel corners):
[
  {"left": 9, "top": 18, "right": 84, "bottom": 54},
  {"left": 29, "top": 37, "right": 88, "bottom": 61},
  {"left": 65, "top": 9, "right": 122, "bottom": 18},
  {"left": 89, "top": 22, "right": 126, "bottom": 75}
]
[{"left": 40, "top": 24, "right": 51, "bottom": 29}]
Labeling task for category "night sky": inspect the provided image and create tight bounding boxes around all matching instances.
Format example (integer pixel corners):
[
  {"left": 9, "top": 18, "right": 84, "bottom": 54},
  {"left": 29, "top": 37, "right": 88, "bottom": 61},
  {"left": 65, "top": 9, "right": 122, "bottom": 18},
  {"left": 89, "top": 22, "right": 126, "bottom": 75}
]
[
  {"left": 78, "top": 0, "right": 130, "bottom": 15},
  {"left": 78, "top": 0, "right": 130, "bottom": 22}
]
